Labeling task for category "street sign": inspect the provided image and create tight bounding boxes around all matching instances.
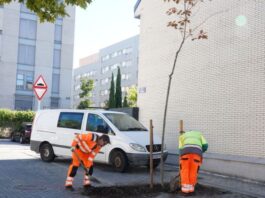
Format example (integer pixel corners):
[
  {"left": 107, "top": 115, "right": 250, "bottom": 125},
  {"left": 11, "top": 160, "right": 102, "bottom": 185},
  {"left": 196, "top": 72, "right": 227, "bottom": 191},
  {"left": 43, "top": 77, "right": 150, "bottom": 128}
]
[{"left": 33, "top": 75, "right": 48, "bottom": 100}]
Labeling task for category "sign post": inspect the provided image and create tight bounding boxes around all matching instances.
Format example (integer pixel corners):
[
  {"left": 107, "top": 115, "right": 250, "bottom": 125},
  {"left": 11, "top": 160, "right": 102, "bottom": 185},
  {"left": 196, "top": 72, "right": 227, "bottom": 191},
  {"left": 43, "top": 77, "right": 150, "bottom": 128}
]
[{"left": 33, "top": 75, "right": 48, "bottom": 110}]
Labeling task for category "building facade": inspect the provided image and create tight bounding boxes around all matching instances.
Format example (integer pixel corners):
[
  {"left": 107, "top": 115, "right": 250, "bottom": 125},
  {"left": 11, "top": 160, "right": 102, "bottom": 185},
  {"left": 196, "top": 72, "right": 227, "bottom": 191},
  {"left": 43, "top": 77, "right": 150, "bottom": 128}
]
[
  {"left": 0, "top": 2, "right": 75, "bottom": 110},
  {"left": 73, "top": 35, "right": 138, "bottom": 108},
  {"left": 135, "top": 0, "right": 265, "bottom": 181}
]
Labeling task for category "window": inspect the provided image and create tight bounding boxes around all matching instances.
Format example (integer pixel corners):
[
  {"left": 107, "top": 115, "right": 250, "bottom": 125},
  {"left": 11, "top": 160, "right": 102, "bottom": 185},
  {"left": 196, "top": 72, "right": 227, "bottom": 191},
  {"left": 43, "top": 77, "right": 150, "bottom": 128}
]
[
  {"left": 111, "top": 63, "right": 119, "bottom": 70},
  {"left": 122, "top": 60, "right": 132, "bottom": 67},
  {"left": 54, "top": 24, "right": 62, "bottom": 43},
  {"left": 50, "top": 97, "right": 60, "bottom": 109},
  {"left": 74, "top": 95, "right": 80, "bottom": 100},
  {"left": 19, "top": 19, "right": 37, "bottom": 40},
  {"left": 111, "top": 51, "right": 118, "bottom": 58},
  {"left": 15, "top": 95, "right": 33, "bottom": 110},
  {"left": 53, "top": 49, "right": 61, "bottom": 68},
  {"left": 86, "top": 114, "right": 109, "bottom": 133},
  {"left": 52, "top": 74, "right": 60, "bottom": 94},
  {"left": 101, "top": 54, "right": 110, "bottom": 62},
  {"left": 18, "top": 44, "right": 35, "bottom": 65},
  {"left": 58, "top": 112, "right": 84, "bottom": 130},
  {"left": 26, "top": 75, "right": 33, "bottom": 90},
  {"left": 122, "top": 47, "right": 132, "bottom": 55},
  {"left": 16, "top": 71, "right": 33, "bottom": 90},
  {"left": 101, "top": 78, "right": 109, "bottom": 85},
  {"left": 75, "top": 84, "right": 80, "bottom": 91},
  {"left": 104, "top": 113, "right": 147, "bottom": 131},
  {"left": 122, "top": 74, "right": 131, "bottom": 80},
  {"left": 16, "top": 74, "right": 24, "bottom": 89},
  {"left": 102, "top": 66, "right": 109, "bottom": 74},
  {"left": 117, "top": 50, "right": 122, "bottom": 56}
]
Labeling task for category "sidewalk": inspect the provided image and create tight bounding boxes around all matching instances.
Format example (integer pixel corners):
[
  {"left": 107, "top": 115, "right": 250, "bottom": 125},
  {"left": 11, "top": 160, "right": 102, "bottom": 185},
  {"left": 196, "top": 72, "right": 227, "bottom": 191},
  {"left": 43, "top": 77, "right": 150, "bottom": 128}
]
[{"left": 165, "top": 154, "right": 265, "bottom": 198}]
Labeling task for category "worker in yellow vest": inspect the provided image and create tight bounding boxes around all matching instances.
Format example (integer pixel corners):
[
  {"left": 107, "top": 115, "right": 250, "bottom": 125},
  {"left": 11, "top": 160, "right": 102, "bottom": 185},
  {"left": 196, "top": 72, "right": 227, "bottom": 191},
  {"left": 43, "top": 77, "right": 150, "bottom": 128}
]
[{"left": 178, "top": 130, "right": 208, "bottom": 194}]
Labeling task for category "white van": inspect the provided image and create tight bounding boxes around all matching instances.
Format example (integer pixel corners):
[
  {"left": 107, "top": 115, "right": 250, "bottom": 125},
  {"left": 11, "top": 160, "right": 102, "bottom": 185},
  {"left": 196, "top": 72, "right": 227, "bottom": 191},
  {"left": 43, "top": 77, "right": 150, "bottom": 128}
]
[{"left": 30, "top": 109, "right": 168, "bottom": 172}]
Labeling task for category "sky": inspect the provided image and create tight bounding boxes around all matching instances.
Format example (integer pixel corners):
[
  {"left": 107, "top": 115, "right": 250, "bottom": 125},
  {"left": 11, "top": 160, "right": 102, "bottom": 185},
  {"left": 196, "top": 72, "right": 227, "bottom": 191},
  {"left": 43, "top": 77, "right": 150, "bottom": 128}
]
[{"left": 73, "top": 0, "right": 140, "bottom": 68}]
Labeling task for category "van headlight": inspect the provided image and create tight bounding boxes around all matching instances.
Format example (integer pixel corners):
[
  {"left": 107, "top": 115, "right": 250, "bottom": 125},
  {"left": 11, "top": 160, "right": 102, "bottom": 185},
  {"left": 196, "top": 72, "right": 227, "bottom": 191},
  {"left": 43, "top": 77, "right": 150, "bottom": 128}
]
[{"left": 129, "top": 143, "right": 146, "bottom": 152}]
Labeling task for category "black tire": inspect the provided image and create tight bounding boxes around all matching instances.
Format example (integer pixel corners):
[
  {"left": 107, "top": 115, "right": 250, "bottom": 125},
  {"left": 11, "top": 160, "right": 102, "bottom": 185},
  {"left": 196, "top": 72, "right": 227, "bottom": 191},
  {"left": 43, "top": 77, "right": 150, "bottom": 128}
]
[
  {"left": 111, "top": 150, "right": 129, "bottom": 172},
  {"left": 40, "top": 143, "right": 55, "bottom": 162},
  {"left": 19, "top": 135, "right": 24, "bottom": 144},
  {"left": 10, "top": 134, "right": 15, "bottom": 142}
]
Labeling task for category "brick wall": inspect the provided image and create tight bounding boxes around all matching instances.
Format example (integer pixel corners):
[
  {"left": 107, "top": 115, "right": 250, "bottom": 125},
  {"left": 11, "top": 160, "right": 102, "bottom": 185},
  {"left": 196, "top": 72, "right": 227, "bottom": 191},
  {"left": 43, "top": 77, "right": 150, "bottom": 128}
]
[{"left": 137, "top": 0, "right": 265, "bottom": 158}]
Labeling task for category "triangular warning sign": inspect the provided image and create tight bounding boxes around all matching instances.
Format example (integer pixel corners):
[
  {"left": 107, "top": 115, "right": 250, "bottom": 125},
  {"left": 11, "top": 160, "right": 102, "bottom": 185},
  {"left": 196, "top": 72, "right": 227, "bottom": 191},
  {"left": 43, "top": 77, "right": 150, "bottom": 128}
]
[
  {"left": 33, "top": 75, "right": 48, "bottom": 100},
  {"left": 33, "top": 75, "right": 47, "bottom": 88},
  {"left": 34, "top": 88, "right": 47, "bottom": 100}
]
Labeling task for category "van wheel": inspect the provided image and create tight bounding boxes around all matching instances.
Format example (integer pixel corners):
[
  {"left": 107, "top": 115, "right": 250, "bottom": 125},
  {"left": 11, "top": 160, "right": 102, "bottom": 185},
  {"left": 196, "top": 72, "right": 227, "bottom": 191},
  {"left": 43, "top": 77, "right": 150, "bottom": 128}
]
[
  {"left": 111, "top": 150, "right": 129, "bottom": 172},
  {"left": 40, "top": 143, "right": 55, "bottom": 162}
]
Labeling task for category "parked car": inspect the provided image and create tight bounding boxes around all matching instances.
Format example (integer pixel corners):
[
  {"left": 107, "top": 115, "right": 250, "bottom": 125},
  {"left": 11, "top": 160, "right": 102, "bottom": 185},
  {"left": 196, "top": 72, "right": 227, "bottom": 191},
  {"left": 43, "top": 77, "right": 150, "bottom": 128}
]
[
  {"left": 11, "top": 122, "right": 32, "bottom": 144},
  {"left": 30, "top": 109, "right": 168, "bottom": 172}
]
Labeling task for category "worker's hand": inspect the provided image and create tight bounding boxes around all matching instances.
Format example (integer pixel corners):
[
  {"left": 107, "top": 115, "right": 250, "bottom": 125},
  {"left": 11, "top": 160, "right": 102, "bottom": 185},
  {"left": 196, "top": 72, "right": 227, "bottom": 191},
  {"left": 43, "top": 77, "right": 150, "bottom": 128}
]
[{"left": 70, "top": 146, "right": 75, "bottom": 152}]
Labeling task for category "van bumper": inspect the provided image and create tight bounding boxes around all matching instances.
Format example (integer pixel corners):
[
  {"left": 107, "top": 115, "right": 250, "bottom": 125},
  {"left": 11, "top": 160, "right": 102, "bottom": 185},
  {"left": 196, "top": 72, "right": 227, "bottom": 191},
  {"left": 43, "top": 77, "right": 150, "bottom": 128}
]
[
  {"left": 30, "top": 140, "right": 41, "bottom": 153},
  {"left": 127, "top": 151, "right": 168, "bottom": 166}
]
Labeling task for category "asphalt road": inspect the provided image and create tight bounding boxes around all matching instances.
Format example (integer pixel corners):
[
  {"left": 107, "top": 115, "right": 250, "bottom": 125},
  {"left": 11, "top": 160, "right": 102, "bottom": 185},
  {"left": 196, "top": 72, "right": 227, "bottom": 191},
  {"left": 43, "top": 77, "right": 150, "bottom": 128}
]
[{"left": 0, "top": 140, "right": 257, "bottom": 198}]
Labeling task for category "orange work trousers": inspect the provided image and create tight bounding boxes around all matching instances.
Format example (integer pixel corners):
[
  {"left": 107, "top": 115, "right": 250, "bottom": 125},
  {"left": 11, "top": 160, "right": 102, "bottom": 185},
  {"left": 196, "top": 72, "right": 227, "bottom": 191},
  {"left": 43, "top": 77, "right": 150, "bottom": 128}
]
[
  {"left": 67, "top": 149, "right": 92, "bottom": 177},
  {"left": 180, "top": 153, "right": 202, "bottom": 186}
]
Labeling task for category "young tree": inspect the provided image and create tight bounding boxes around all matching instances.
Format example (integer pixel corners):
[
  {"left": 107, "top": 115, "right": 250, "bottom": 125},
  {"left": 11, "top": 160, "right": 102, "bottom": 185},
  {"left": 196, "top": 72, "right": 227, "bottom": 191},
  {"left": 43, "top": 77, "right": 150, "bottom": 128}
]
[
  {"left": 0, "top": 0, "right": 92, "bottom": 22},
  {"left": 77, "top": 77, "right": 94, "bottom": 109},
  {"left": 123, "top": 95, "right": 129, "bottom": 107},
  {"left": 160, "top": 0, "right": 210, "bottom": 186},
  {"left": 127, "top": 86, "right": 138, "bottom": 107},
  {"left": 115, "top": 67, "right": 122, "bottom": 108},
  {"left": 108, "top": 73, "right": 116, "bottom": 108}
]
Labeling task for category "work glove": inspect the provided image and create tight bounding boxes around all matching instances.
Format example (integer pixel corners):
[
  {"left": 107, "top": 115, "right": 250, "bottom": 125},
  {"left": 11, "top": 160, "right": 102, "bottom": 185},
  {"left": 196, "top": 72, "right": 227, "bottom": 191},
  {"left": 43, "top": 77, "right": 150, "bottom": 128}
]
[
  {"left": 202, "top": 144, "right": 208, "bottom": 153},
  {"left": 70, "top": 146, "right": 75, "bottom": 152}
]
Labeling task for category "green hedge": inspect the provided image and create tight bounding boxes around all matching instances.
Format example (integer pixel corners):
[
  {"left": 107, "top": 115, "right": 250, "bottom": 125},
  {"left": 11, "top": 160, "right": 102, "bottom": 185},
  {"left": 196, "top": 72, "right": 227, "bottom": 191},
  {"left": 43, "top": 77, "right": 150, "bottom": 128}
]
[{"left": 0, "top": 109, "right": 35, "bottom": 137}]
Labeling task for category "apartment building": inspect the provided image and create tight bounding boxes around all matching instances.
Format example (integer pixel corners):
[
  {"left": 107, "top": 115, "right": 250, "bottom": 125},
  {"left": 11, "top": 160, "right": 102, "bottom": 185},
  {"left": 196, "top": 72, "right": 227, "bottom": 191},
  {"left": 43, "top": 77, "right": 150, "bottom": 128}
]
[
  {"left": 73, "top": 35, "right": 138, "bottom": 108},
  {"left": 0, "top": 2, "right": 75, "bottom": 110}
]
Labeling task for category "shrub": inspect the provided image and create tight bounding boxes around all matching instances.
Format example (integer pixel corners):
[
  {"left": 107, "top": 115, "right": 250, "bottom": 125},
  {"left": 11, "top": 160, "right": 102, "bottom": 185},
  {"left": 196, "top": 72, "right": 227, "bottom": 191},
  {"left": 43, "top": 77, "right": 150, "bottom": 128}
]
[{"left": 0, "top": 109, "right": 35, "bottom": 138}]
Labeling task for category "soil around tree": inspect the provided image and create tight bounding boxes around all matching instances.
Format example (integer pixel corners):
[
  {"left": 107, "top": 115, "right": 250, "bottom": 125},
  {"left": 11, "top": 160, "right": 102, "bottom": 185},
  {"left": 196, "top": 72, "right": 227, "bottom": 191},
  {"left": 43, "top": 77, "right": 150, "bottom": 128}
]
[{"left": 81, "top": 183, "right": 254, "bottom": 198}]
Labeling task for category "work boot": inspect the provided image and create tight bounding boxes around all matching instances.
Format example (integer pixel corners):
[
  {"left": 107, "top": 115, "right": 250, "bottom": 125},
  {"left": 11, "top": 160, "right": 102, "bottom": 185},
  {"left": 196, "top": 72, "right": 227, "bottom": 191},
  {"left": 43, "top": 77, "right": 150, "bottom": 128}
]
[
  {"left": 188, "top": 185, "right": 195, "bottom": 193},
  {"left": 83, "top": 175, "right": 91, "bottom": 187},
  {"left": 65, "top": 176, "right": 74, "bottom": 190},
  {"left": 181, "top": 184, "right": 190, "bottom": 194}
]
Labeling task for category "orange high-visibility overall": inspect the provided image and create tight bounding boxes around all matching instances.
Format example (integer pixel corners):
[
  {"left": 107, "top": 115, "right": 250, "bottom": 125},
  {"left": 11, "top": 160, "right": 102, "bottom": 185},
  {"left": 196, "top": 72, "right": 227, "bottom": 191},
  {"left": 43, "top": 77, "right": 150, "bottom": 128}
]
[
  {"left": 180, "top": 153, "right": 202, "bottom": 193},
  {"left": 65, "top": 133, "right": 101, "bottom": 187}
]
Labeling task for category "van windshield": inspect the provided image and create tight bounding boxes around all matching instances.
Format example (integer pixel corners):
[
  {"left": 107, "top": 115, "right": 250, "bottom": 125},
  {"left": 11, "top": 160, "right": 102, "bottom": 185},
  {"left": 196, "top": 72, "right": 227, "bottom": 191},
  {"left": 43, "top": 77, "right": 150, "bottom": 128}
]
[{"left": 104, "top": 113, "right": 147, "bottom": 132}]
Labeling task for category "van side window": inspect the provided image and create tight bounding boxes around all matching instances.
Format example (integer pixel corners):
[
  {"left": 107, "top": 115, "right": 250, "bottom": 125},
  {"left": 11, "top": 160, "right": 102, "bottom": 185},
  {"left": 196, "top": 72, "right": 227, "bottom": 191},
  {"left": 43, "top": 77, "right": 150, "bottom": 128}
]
[
  {"left": 58, "top": 112, "right": 84, "bottom": 130},
  {"left": 86, "top": 114, "right": 109, "bottom": 134}
]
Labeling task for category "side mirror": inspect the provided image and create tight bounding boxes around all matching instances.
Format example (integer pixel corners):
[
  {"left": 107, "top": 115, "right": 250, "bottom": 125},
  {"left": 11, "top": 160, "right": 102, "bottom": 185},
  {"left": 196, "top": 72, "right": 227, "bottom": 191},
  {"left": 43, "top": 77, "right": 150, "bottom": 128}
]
[{"left": 107, "top": 127, "right": 115, "bottom": 136}]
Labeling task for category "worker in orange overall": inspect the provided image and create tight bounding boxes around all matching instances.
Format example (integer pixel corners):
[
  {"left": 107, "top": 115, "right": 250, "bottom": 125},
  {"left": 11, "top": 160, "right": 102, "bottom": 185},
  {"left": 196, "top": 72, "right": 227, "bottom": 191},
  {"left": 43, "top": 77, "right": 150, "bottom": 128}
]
[
  {"left": 178, "top": 130, "right": 208, "bottom": 194},
  {"left": 65, "top": 133, "right": 110, "bottom": 189}
]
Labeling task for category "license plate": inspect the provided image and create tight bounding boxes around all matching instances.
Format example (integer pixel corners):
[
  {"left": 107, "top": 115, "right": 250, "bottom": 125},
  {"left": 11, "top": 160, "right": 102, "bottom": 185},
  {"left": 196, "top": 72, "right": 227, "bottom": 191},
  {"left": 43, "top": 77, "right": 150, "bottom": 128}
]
[{"left": 152, "top": 154, "right": 161, "bottom": 159}]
